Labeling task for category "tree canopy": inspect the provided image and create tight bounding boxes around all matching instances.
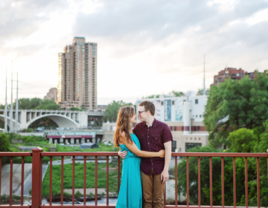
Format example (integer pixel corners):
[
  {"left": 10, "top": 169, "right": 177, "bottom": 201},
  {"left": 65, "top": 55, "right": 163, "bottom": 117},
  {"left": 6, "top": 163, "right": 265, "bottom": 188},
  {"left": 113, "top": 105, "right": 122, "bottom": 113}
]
[
  {"left": 227, "top": 128, "right": 257, "bottom": 152},
  {"left": 0, "top": 98, "right": 61, "bottom": 110},
  {"left": 143, "top": 91, "right": 184, "bottom": 99},
  {"left": 177, "top": 145, "right": 268, "bottom": 206},
  {"left": 203, "top": 73, "right": 268, "bottom": 148},
  {"left": 70, "top": 107, "right": 84, "bottom": 111},
  {"left": 197, "top": 88, "right": 210, "bottom": 95},
  {"left": 104, "top": 100, "right": 133, "bottom": 122}
]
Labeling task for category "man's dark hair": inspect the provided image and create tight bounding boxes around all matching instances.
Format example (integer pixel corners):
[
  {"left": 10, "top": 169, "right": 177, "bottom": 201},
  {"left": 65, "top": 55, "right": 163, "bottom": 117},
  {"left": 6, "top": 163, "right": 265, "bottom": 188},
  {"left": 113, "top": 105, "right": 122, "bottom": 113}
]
[{"left": 139, "top": 101, "right": 155, "bottom": 116}]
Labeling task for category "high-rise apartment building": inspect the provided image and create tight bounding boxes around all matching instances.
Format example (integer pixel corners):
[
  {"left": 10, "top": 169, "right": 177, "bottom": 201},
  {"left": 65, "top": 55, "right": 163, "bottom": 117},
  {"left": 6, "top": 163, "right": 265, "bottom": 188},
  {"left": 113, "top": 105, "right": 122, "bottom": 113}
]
[{"left": 57, "top": 37, "right": 97, "bottom": 110}]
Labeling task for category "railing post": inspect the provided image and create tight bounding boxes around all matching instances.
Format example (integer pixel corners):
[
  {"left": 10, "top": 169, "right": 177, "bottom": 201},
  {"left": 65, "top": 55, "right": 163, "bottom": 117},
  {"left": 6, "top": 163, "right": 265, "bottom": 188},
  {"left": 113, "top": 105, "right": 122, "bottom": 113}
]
[{"left": 32, "top": 147, "right": 43, "bottom": 208}]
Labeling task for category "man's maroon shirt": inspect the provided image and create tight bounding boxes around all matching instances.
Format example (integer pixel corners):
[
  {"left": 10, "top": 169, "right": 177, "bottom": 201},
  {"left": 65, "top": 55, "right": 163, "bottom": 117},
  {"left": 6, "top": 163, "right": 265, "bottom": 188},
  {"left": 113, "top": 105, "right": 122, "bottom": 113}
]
[{"left": 133, "top": 118, "right": 173, "bottom": 175}]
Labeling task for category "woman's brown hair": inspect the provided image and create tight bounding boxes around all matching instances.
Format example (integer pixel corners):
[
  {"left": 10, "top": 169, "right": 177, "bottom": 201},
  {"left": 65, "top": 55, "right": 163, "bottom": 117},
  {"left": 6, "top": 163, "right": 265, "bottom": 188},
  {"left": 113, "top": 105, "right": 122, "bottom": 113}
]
[{"left": 113, "top": 106, "right": 135, "bottom": 148}]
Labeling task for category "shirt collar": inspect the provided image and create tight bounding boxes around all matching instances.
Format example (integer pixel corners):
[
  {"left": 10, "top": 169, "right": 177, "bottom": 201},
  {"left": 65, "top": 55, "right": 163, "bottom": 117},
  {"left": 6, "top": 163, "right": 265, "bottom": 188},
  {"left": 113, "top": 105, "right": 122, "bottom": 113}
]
[{"left": 142, "top": 118, "right": 158, "bottom": 128}]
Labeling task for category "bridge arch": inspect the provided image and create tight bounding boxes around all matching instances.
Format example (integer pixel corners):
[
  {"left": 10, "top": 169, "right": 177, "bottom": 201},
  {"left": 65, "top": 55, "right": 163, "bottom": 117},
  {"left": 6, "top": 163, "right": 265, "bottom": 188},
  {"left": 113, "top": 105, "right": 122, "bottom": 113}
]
[
  {"left": 25, "top": 114, "right": 78, "bottom": 129},
  {"left": 0, "top": 115, "right": 20, "bottom": 130}
]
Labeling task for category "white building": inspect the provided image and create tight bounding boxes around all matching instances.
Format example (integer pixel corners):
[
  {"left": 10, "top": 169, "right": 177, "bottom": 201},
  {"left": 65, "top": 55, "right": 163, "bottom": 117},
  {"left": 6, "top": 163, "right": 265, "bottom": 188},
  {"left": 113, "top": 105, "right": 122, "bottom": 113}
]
[{"left": 136, "top": 95, "right": 209, "bottom": 153}]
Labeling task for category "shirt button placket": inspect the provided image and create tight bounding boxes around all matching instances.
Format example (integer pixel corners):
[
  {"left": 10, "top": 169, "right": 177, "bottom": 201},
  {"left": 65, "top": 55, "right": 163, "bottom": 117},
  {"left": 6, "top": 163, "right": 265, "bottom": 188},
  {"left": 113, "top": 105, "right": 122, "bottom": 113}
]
[{"left": 148, "top": 127, "right": 153, "bottom": 167}]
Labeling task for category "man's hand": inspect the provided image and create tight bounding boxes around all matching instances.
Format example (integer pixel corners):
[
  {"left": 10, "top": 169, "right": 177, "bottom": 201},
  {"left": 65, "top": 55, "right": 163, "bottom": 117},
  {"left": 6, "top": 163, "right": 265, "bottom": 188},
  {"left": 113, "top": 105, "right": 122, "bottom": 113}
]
[
  {"left": 118, "top": 150, "right": 127, "bottom": 159},
  {"left": 161, "top": 169, "right": 169, "bottom": 183}
]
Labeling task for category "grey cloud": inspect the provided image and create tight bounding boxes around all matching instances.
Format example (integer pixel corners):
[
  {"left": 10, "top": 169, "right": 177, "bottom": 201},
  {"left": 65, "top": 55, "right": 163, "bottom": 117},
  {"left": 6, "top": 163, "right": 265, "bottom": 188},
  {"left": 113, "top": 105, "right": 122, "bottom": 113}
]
[
  {"left": 0, "top": 0, "right": 67, "bottom": 45},
  {"left": 0, "top": 44, "right": 44, "bottom": 57},
  {"left": 74, "top": 0, "right": 268, "bottom": 38},
  {"left": 73, "top": 0, "right": 268, "bottom": 66}
]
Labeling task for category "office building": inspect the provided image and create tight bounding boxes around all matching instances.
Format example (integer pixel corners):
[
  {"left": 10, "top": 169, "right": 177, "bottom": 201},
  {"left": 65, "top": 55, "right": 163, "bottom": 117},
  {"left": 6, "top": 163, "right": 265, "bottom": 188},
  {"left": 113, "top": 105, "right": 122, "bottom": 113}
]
[{"left": 57, "top": 37, "right": 97, "bottom": 110}]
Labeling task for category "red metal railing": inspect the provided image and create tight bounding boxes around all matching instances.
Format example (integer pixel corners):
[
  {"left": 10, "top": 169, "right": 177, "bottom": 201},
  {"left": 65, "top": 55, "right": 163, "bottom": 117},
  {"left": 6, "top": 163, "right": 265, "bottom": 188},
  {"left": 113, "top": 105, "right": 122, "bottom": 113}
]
[
  {"left": 1, "top": 149, "right": 268, "bottom": 208},
  {"left": 40, "top": 152, "right": 119, "bottom": 208},
  {"left": 0, "top": 152, "right": 31, "bottom": 208}
]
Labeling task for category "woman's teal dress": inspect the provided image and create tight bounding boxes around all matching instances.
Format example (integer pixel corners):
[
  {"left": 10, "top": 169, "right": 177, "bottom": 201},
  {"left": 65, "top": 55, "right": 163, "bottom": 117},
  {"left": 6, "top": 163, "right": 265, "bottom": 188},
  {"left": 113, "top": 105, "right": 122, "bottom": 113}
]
[{"left": 116, "top": 133, "right": 142, "bottom": 208}]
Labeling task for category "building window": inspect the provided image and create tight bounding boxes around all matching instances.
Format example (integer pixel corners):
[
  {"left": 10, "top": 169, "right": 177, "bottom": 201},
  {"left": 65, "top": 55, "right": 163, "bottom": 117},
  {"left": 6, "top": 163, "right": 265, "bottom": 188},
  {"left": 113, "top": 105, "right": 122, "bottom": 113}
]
[
  {"left": 172, "top": 100, "right": 175, "bottom": 105},
  {"left": 194, "top": 126, "right": 196, "bottom": 131},
  {"left": 195, "top": 99, "right": 198, "bottom": 104},
  {"left": 172, "top": 141, "right": 177, "bottom": 152},
  {"left": 198, "top": 126, "right": 200, "bottom": 131},
  {"left": 196, "top": 115, "right": 198, "bottom": 118},
  {"left": 174, "top": 126, "right": 177, "bottom": 131},
  {"left": 170, "top": 126, "right": 173, "bottom": 131},
  {"left": 161, "top": 101, "right": 163, "bottom": 105},
  {"left": 182, "top": 126, "right": 184, "bottom": 131},
  {"left": 185, "top": 143, "right": 202, "bottom": 152}
]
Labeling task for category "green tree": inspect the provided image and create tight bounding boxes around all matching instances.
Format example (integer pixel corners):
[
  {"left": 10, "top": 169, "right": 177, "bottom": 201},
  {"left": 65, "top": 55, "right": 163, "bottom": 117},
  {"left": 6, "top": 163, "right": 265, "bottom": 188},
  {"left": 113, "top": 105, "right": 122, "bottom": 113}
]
[
  {"left": 12, "top": 98, "right": 61, "bottom": 110},
  {"left": 203, "top": 73, "right": 268, "bottom": 148},
  {"left": 169, "top": 91, "right": 184, "bottom": 97},
  {"left": 197, "top": 88, "right": 210, "bottom": 95},
  {"left": 0, "top": 133, "right": 10, "bottom": 151},
  {"left": 227, "top": 128, "right": 257, "bottom": 152},
  {"left": 143, "top": 91, "right": 184, "bottom": 99},
  {"left": 0, "top": 133, "right": 10, "bottom": 165},
  {"left": 0, "top": 104, "right": 5, "bottom": 109},
  {"left": 254, "top": 121, "right": 268, "bottom": 153},
  {"left": 176, "top": 145, "right": 268, "bottom": 206},
  {"left": 35, "top": 99, "right": 60, "bottom": 110},
  {"left": 70, "top": 107, "right": 83, "bottom": 111},
  {"left": 104, "top": 100, "right": 133, "bottom": 122},
  {"left": 142, "top": 95, "right": 160, "bottom": 99},
  {"left": 18, "top": 98, "right": 31, "bottom": 109},
  {"left": 29, "top": 98, "right": 43, "bottom": 109}
]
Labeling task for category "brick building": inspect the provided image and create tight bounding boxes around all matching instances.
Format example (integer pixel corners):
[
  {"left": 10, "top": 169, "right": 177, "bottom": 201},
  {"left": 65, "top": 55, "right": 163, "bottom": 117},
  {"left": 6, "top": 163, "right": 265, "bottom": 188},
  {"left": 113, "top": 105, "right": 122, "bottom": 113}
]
[{"left": 211, "top": 67, "right": 258, "bottom": 86}]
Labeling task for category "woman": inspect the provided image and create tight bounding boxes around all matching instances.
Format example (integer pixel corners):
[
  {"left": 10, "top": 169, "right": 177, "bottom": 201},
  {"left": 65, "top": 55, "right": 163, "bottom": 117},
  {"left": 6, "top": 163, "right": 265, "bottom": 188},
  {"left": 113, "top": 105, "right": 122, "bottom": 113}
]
[{"left": 114, "top": 106, "right": 165, "bottom": 208}]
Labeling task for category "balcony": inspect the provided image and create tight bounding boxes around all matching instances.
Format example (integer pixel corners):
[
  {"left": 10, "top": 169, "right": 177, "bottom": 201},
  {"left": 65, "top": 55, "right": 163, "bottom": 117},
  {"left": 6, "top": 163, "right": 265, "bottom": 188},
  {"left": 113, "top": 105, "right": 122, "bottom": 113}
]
[{"left": 1, "top": 150, "right": 268, "bottom": 208}]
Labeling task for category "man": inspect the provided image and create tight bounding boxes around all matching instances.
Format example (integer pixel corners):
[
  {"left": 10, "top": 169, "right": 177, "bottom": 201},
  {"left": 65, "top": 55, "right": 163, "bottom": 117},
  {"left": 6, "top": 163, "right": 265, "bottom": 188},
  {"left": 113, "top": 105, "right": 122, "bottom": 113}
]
[{"left": 119, "top": 101, "right": 173, "bottom": 208}]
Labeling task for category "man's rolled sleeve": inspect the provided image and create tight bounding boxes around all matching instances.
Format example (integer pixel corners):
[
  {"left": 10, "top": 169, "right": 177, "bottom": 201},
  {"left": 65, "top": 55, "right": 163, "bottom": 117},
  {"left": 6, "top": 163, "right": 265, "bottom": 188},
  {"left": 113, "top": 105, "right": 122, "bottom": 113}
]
[{"left": 163, "top": 124, "right": 173, "bottom": 143}]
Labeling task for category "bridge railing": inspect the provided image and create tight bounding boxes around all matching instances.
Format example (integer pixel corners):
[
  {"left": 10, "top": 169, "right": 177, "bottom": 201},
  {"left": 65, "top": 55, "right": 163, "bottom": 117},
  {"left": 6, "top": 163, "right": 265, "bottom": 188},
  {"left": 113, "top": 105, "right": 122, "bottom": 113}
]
[
  {"left": 1, "top": 150, "right": 268, "bottom": 208},
  {"left": 0, "top": 152, "right": 32, "bottom": 208}
]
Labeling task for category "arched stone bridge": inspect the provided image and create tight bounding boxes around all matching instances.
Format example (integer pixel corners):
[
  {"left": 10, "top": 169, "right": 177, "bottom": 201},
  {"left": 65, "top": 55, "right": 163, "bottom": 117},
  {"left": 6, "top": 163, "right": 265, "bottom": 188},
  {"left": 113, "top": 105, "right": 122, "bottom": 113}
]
[{"left": 0, "top": 109, "right": 103, "bottom": 130}]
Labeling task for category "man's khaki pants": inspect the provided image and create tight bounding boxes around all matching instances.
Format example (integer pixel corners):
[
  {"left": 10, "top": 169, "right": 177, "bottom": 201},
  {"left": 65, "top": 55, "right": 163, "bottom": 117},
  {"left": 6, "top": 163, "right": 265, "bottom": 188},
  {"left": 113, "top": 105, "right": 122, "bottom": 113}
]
[{"left": 141, "top": 169, "right": 165, "bottom": 208}]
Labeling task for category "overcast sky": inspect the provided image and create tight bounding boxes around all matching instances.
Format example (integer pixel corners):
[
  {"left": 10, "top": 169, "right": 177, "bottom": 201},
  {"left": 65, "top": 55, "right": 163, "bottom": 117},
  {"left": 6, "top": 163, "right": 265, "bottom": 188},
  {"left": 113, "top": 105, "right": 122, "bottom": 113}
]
[{"left": 0, "top": 0, "right": 268, "bottom": 105}]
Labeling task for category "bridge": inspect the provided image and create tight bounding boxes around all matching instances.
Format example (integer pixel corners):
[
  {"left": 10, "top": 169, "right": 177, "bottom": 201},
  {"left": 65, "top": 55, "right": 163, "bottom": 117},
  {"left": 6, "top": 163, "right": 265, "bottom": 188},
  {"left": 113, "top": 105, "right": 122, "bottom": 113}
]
[{"left": 0, "top": 109, "right": 104, "bottom": 131}]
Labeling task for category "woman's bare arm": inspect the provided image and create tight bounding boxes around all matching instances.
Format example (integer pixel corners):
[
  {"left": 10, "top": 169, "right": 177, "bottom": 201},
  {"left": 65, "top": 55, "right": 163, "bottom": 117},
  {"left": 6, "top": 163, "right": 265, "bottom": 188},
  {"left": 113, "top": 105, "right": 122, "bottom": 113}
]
[{"left": 120, "top": 132, "right": 164, "bottom": 158}]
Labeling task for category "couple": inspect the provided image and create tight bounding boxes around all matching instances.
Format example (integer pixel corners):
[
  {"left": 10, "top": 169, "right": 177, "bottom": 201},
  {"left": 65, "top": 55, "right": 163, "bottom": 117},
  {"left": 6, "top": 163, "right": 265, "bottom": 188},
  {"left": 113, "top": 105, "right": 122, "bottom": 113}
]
[{"left": 114, "top": 101, "right": 173, "bottom": 208}]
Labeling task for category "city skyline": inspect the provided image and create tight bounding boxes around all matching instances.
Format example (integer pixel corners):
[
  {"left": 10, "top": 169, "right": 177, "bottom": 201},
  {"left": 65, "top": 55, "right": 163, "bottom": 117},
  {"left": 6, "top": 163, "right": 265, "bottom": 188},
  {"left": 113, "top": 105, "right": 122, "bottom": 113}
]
[{"left": 1, "top": 0, "right": 268, "bottom": 105}]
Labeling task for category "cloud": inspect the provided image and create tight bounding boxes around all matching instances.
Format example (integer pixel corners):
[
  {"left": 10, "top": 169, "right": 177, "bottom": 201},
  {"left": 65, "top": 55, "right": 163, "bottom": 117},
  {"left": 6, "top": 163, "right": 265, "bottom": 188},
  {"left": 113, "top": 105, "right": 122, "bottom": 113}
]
[
  {"left": 1, "top": 0, "right": 268, "bottom": 105},
  {"left": 0, "top": 0, "right": 67, "bottom": 47}
]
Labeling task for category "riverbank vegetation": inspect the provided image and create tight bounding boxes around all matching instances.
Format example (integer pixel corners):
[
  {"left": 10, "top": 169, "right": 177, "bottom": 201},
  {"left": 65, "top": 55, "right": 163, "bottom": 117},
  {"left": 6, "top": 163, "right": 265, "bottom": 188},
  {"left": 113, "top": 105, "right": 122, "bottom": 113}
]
[
  {"left": 0, "top": 133, "right": 118, "bottom": 165},
  {"left": 42, "top": 160, "right": 121, "bottom": 197},
  {"left": 177, "top": 73, "right": 268, "bottom": 207}
]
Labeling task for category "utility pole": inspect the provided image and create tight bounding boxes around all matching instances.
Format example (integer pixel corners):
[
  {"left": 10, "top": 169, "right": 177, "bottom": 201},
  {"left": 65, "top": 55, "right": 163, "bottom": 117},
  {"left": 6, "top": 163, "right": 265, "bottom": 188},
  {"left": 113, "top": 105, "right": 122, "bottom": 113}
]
[
  {"left": 15, "top": 69, "right": 19, "bottom": 133},
  {"left": 4, "top": 60, "right": 8, "bottom": 132},
  {"left": 10, "top": 60, "right": 13, "bottom": 132},
  {"left": 203, "top": 55, "right": 206, "bottom": 95}
]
